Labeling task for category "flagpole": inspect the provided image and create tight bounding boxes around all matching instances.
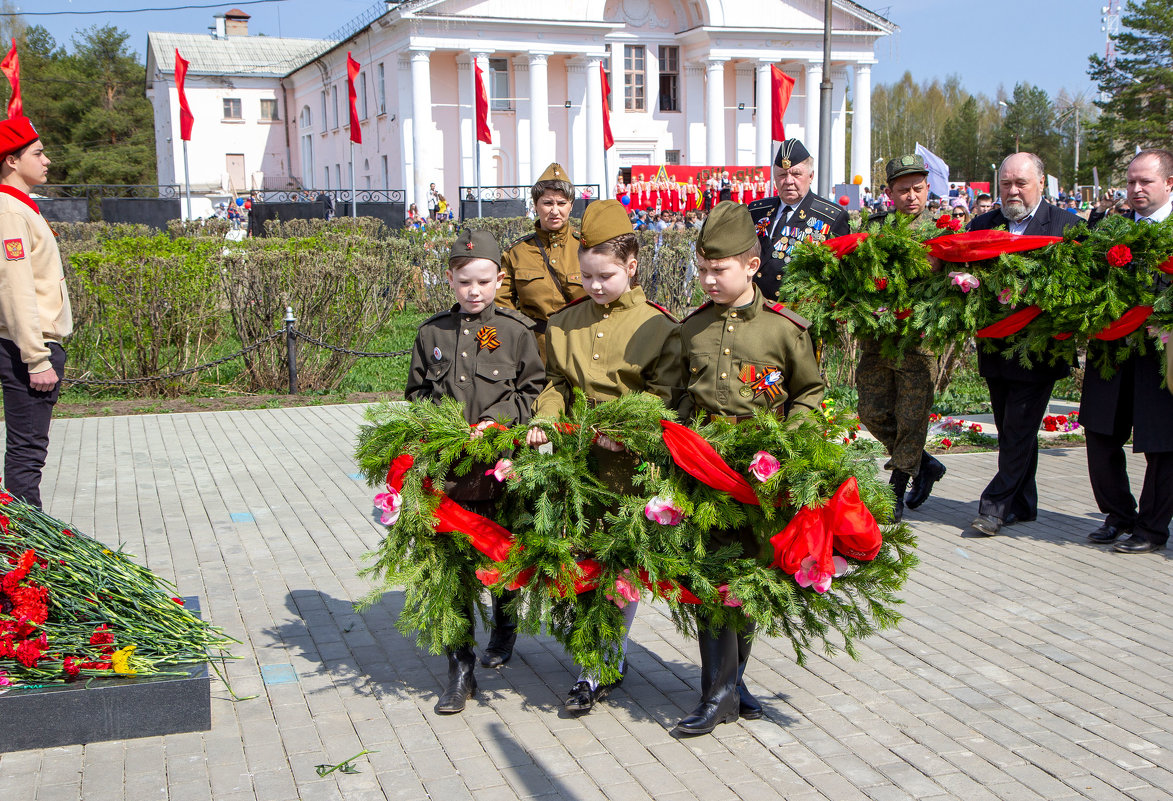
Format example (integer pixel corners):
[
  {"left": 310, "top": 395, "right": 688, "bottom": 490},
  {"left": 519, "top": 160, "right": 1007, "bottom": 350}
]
[
  {"left": 182, "top": 139, "right": 192, "bottom": 220},
  {"left": 349, "top": 139, "right": 356, "bottom": 218},
  {"left": 476, "top": 140, "right": 482, "bottom": 219}
]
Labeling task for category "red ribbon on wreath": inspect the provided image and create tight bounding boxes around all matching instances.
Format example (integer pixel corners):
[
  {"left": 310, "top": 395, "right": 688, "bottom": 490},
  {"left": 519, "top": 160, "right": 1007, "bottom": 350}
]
[
  {"left": 924, "top": 230, "right": 1064, "bottom": 263},
  {"left": 1090, "top": 305, "right": 1153, "bottom": 341},
  {"left": 768, "top": 477, "right": 881, "bottom": 577},
  {"left": 824, "top": 232, "right": 869, "bottom": 258},
  {"left": 1159, "top": 256, "right": 1173, "bottom": 275},
  {"left": 975, "top": 305, "right": 1043, "bottom": 338},
  {"left": 661, "top": 419, "right": 760, "bottom": 505}
]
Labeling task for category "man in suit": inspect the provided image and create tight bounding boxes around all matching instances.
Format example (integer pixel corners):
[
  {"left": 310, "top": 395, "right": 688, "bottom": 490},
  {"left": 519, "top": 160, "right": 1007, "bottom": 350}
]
[
  {"left": 967, "top": 152, "right": 1082, "bottom": 537},
  {"left": 1082, "top": 148, "right": 1173, "bottom": 554},
  {"left": 748, "top": 139, "right": 851, "bottom": 302}
]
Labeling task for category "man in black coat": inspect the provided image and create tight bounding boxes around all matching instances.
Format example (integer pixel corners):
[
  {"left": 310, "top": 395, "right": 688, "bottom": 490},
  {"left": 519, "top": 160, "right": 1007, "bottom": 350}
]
[
  {"left": 967, "top": 152, "right": 1082, "bottom": 537},
  {"left": 1082, "top": 148, "right": 1173, "bottom": 553},
  {"left": 748, "top": 138, "right": 850, "bottom": 302}
]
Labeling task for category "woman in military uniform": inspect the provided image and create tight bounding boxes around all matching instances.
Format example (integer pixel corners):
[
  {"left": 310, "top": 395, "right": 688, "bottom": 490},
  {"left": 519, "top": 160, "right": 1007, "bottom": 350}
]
[{"left": 497, "top": 163, "right": 587, "bottom": 361}]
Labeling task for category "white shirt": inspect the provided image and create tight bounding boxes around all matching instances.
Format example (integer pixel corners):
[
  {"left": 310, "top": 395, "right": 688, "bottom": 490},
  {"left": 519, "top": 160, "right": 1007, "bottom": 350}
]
[
  {"left": 1007, "top": 200, "right": 1043, "bottom": 235},
  {"left": 770, "top": 193, "right": 808, "bottom": 238},
  {"left": 1137, "top": 199, "right": 1171, "bottom": 224}
]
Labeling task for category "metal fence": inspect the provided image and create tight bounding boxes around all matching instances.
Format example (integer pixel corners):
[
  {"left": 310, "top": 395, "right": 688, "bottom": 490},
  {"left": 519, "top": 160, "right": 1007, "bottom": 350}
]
[{"left": 458, "top": 185, "right": 600, "bottom": 220}]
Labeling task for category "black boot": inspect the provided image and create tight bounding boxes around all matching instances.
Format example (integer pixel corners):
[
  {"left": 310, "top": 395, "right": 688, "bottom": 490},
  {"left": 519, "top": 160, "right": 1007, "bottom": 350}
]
[
  {"left": 675, "top": 623, "right": 740, "bottom": 735},
  {"left": 435, "top": 646, "right": 477, "bottom": 714},
  {"left": 480, "top": 589, "right": 518, "bottom": 668},
  {"left": 735, "top": 622, "right": 762, "bottom": 720},
  {"left": 904, "top": 452, "right": 946, "bottom": 510},
  {"left": 889, "top": 470, "right": 911, "bottom": 523}
]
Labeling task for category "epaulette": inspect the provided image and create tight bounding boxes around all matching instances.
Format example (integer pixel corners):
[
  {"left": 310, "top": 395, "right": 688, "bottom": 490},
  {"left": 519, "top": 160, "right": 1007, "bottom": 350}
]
[
  {"left": 645, "top": 299, "right": 679, "bottom": 323},
  {"left": 808, "top": 195, "right": 843, "bottom": 217},
  {"left": 421, "top": 306, "right": 457, "bottom": 326},
  {"left": 508, "top": 232, "right": 537, "bottom": 248},
  {"left": 549, "top": 295, "right": 592, "bottom": 317},
  {"left": 493, "top": 305, "right": 539, "bottom": 330},
  {"left": 867, "top": 211, "right": 890, "bottom": 226},
  {"left": 570, "top": 229, "right": 581, "bottom": 240},
  {"left": 766, "top": 302, "right": 810, "bottom": 330},
  {"left": 680, "top": 300, "right": 714, "bottom": 323},
  {"left": 747, "top": 197, "right": 779, "bottom": 217}
]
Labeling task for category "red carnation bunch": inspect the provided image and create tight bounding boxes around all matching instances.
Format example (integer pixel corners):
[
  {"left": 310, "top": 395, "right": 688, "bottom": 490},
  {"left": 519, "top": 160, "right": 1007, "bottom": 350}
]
[
  {"left": 935, "top": 216, "right": 962, "bottom": 232},
  {"left": 873, "top": 277, "right": 889, "bottom": 291},
  {"left": 0, "top": 549, "right": 51, "bottom": 667},
  {"left": 1106, "top": 244, "right": 1132, "bottom": 267}
]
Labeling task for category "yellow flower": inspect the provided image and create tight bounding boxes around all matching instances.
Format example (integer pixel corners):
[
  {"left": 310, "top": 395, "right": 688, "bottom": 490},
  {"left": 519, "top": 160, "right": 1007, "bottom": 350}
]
[{"left": 111, "top": 644, "right": 137, "bottom": 675}]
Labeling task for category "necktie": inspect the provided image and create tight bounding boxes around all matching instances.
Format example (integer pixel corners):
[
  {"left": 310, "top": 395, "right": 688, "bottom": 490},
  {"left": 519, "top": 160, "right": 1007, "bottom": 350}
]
[{"left": 771, "top": 206, "right": 793, "bottom": 239}]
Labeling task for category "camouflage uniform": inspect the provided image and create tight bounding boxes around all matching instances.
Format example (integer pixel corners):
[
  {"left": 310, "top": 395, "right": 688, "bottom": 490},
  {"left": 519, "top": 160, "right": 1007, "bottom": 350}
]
[{"left": 855, "top": 338, "right": 936, "bottom": 476}]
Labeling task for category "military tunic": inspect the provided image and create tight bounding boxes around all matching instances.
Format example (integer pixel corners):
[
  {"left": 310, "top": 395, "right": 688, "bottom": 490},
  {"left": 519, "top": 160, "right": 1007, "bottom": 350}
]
[
  {"left": 498, "top": 222, "right": 587, "bottom": 360},
  {"left": 406, "top": 303, "right": 545, "bottom": 499},
  {"left": 747, "top": 191, "right": 851, "bottom": 302}
]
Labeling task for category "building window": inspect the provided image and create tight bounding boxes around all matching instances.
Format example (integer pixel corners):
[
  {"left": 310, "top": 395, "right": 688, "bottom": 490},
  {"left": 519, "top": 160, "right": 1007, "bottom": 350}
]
[
  {"left": 359, "top": 72, "right": 368, "bottom": 119},
  {"left": 381, "top": 155, "right": 388, "bottom": 190},
  {"left": 223, "top": 97, "right": 243, "bottom": 120},
  {"left": 335, "top": 164, "right": 341, "bottom": 189},
  {"left": 319, "top": 91, "right": 327, "bottom": 131},
  {"left": 489, "top": 58, "right": 510, "bottom": 111},
  {"left": 665, "top": 149, "right": 681, "bottom": 165},
  {"left": 260, "top": 98, "right": 279, "bottom": 121},
  {"left": 301, "top": 134, "right": 313, "bottom": 187},
  {"left": 376, "top": 63, "right": 386, "bottom": 115},
  {"left": 332, "top": 85, "right": 339, "bottom": 129},
  {"left": 624, "top": 45, "right": 645, "bottom": 112},
  {"left": 658, "top": 46, "right": 679, "bottom": 112},
  {"left": 299, "top": 105, "right": 312, "bottom": 129},
  {"left": 324, "top": 166, "right": 330, "bottom": 190}
]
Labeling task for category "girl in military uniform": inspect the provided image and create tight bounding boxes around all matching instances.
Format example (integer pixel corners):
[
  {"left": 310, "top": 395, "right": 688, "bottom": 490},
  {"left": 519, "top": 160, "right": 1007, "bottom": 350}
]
[{"left": 525, "top": 199, "right": 683, "bottom": 713}]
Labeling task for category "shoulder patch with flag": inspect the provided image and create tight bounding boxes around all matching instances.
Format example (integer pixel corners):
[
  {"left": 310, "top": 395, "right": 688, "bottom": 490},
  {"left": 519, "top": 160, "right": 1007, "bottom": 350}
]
[{"left": 4, "top": 238, "right": 25, "bottom": 260}]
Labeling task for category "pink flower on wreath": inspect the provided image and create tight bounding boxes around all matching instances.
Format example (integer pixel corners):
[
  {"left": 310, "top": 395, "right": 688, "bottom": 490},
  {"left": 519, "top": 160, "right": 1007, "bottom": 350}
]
[
  {"left": 373, "top": 488, "right": 403, "bottom": 526},
  {"left": 717, "top": 584, "right": 743, "bottom": 607},
  {"left": 610, "top": 569, "right": 641, "bottom": 609},
  {"left": 794, "top": 555, "right": 848, "bottom": 594},
  {"left": 949, "top": 271, "right": 981, "bottom": 293},
  {"left": 485, "top": 458, "right": 516, "bottom": 482},
  {"left": 997, "top": 287, "right": 1014, "bottom": 305},
  {"left": 0, "top": 670, "right": 11, "bottom": 687},
  {"left": 749, "top": 451, "right": 781, "bottom": 482},
  {"left": 644, "top": 495, "right": 684, "bottom": 526}
]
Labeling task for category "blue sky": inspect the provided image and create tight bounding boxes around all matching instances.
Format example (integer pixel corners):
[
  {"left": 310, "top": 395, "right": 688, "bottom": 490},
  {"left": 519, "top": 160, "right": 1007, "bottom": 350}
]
[{"left": 27, "top": 0, "right": 1106, "bottom": 100}]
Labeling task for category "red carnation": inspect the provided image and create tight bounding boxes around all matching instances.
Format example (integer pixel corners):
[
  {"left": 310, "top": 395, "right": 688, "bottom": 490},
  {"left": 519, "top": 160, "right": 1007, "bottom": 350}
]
[
  {"left": 89, "top": 624, "right": 115, "bottom": 646},
  {"left": 63, "top": 657, "right": 80, "bottom": 678},
  {"left": 874, "top": 277, "right": 888, "bottom": 290},
  {"left": 941, "top": 438, "right": 953, "bottom": 448},
  {"left": 1106, "top": 244, "right": 1132, "bottom": 267},
  {"left": 894, "top": 309, "right": 913, "bottom": 320}
]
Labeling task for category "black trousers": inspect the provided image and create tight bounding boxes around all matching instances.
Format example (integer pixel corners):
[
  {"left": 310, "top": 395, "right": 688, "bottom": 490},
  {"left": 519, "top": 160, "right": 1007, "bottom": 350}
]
[
  {"left": 978, "top": 376, "right": 1054, "bottom": 521},
  {"left": 1086, "top": 432, "right": 1173, "bottom": 545},
  {"left": 0, "top": 338, "right": 66, "bottom": 509}
]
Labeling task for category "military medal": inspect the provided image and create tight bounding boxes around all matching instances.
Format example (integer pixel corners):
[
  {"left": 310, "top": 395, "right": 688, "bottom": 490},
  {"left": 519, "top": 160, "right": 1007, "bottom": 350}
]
[
  {"left": 755, "top": 217, "right": 771, "bottom": 236},
  {"left": 475, "top": 326, "right": 500, "bottom": 351},
  {"left": 751, "top": 368, "right": 784, "bottom": 400},
  {"left": 433, "top": 347, "right": 443, "bottom": 360}
]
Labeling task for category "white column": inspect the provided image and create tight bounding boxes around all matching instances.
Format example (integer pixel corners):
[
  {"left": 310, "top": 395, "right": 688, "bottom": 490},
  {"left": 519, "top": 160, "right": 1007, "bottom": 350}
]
[
  {"left": 851, "top": 62, "right": 872, "bottom": 187},
  {"left": 585, "top": 55, "right": 605, "bottom": 202},
  {"left": 398, "top": 55, "right": 414, "bottom": 208},
  {"left": 804, "top": 60, "right": 821, "bottom": 161},
  {"left": 513, "top": 56, "right": 531, "bottom": 187},
  {"left": 567, "top": 57, "right": 588, "bottom": 187},
  {"left": 755, "top": 60, "right": 772, "bottom": 166},
  {"left": 735, "top": 61, "right": 755, "bottom": 165},
  {"left": 684, "top": 62, "right": 705, "bottom": 164},
  {"left": 832, "top": 67, "right": 848, "bottom": 188},
  {"left": 529, "top": 52, "right": 551, "bottom": 179},
  {"left": 409, "top": 48, "right": 433, "bottom": 215},
  {"left": 705, "top": 58, "right": 727, "bottom": 165},
  {"left": 457, "top": 54, "right": 474, "bottom": 187}
]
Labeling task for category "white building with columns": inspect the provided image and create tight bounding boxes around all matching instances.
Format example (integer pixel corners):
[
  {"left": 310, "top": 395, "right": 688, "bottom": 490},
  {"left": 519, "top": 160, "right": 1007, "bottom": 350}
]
[{"left": 148, "top": 0, "right": 895, "bottom": 210}]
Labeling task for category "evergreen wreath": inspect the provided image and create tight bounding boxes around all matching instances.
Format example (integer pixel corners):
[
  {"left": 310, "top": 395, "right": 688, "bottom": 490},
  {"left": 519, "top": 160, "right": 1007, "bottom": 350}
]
[{"left": 355, "top": 393, "right": 918, "bottom": 683}]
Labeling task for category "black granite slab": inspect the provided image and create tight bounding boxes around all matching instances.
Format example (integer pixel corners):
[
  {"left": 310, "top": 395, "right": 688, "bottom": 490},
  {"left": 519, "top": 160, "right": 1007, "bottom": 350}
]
[{"left": 0, "top": 597, "right": 212, "bottom": 752}]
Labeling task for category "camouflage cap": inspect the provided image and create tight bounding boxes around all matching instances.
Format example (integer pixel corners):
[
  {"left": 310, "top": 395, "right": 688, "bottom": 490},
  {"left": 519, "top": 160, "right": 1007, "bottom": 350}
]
[
  {"left": 537, "top": 162, "right": 569, "bottom": 183},
  {"left": 696, "top": 201, "right": 758, "bottom": 260},
  {"left": 885, "top": 154, "right": 928, "bottom": 183},
  {"left": 449, "top": 228, "right": 502, "bottom": 268},
  {"left": 579, "top": 199, "right": 633, "bottom": 248}
]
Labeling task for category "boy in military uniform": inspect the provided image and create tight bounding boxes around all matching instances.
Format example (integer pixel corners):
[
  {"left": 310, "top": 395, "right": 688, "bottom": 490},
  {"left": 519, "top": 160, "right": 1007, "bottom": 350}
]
[
  {"left": 676, "top": 201, "right": 824, "bottom": 736},
  {"left": 498, "top": 163, "right": 587, "bottom": 361},
  {"left": 857, "top": 155, "right": 946, "bottom": 522},
  {"left": 525, "top": 199, "right": 682, "bottom": 714},
  {"left": 405, "top": 228, "right": 545, "bottom": 714},
  {"left": 748, "top": 138, "right": 851, "bottom": 302}
]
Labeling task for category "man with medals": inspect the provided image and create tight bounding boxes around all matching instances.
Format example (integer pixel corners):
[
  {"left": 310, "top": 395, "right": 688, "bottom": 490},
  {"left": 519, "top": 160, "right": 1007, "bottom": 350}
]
[{"left": 748, "top": 138, "right": 851, "bottom": 302}]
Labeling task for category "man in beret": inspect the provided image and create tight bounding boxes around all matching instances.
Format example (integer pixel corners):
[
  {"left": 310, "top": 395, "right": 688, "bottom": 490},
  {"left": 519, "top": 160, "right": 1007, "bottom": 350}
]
[
  {"left": 857, "top": 155, "right": 945, "bottom": 521},
  {"left": 0, "top": 117, "right": 72, "bottom": 508},
  {"left": 748, "top": 138, "right": 851, "bottom": 302}
]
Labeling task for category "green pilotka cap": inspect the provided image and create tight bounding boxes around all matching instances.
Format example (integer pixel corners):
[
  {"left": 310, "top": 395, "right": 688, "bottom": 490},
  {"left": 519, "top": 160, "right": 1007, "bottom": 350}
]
[
  {"left": 696, "top": 201, "right": 758, "bottom": 260},
  {"left": 450, "top": 228, "right": 502, "bottom": 267},
  {"left": 579, "top": 199, "right": 633, "bottom": 248}
]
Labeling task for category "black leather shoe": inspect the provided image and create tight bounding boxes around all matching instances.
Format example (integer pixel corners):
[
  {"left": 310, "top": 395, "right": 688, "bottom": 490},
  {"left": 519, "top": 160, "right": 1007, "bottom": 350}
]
[
  {"left": 738, "top": 684, "right": 763, "bottom": 720},
  {"left": 905, "top": 453, "right": 946, "bottom": 510},
  {"left": 1003, "top": 512, "right": 1035, "bottom": 526},
  {"left": 1088, "top": 523, "right": 1129, "bottom": 544},
  {"left": 435, "top": 648, "right": 477, "bottom": 714},
  {"left": 1113, "top": 533, "right": 1166, "bottom": 554},
  {"left": 479, "top": 645, "right": 513, "bottom": 668},
  {"left": 968, "top": 514, "right": 1002, "bottom": 537},
  {"left": 674, "top": 697, "right": 740, "bottom": 735},
  {"left": 480, "top": 591, "right": 518, "bottom": 668},
  {"left": 889, "top": 470, "right": 911, "bottom": 523}
]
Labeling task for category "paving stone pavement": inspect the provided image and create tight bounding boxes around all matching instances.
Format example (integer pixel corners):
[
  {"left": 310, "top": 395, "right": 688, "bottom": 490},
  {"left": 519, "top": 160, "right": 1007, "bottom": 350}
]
[{"left": 1, "top": 404, "right": 1170, "bottom": 801}]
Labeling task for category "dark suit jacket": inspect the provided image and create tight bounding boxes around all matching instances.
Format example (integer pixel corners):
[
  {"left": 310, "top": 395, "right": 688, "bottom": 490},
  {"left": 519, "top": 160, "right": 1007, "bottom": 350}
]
[
  {"left": 1081, "top": 209, "right": 1173, "bottom": 452},
  {"left": 749, "top": 191, "right": 851, "bottom": 301},
  {"left": 967, "top": 201, "right": 1083, "bottom": 382}
]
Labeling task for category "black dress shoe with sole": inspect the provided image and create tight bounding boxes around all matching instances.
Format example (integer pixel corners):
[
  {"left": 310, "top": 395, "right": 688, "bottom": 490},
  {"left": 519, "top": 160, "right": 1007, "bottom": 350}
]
[
  {"left": 1088, "top": 523, "right": 1130, "bottom": 544},
  {"left": 968, "top": 514, "right": 1002, "bottom": 537},
  {"left": 905, "top": 455, "right": 946, "bottom": 510},
  {"left": 1113, "top": 533, "right": 1166, "bottom": 554}
]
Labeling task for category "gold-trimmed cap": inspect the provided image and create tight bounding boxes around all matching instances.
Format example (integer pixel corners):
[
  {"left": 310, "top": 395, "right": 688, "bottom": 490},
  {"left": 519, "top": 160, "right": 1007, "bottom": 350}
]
[{"left": 773, "top": 138, "right": 810, "bottom": 170}]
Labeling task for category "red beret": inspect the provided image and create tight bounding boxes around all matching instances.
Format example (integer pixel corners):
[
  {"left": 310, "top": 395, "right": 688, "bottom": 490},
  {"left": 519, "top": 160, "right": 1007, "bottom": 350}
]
[{"left": 0, "top": 117, "right": 39, "bottom": 160}]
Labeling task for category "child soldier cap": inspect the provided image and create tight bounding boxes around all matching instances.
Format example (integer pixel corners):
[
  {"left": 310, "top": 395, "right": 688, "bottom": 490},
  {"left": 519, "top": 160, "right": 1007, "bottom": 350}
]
[
  {"left": 773, "top": 138, "right": 811, "bottom": 170},
  {"left": 885, "top": 154, "right": 928, "bottom": 183},
  {"left": 450, "top": 228, "right": 502, "bottom": 267},
  {"left": 0, "top": 117, "right": 39, "bottom": 160},
  {"left": 579, "top": 199, "right": 633, "bottom": 248},
  {"left": 697, "top": 201, "right": 757, "bottom": 260}
]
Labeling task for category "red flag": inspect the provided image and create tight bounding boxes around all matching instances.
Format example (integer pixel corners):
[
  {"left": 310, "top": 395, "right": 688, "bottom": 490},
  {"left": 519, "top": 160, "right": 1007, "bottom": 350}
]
[
  {"left": 601, "top": 63, "right": 615, "bottom": 151},
  {"left": 770, "top": 66, "right": 794, "bottom": 142},
  {"left": 474, "top": 60, "right": 492, "bottom": 144},
  {"left": 347, "top": 52, "right": 362, "bottom": 144},
  {"left": 1, "top": 39, "right": 19, "bottom": 120},
  {"left": 174, "top": 49, "right": 193, "bottom": 141}
]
